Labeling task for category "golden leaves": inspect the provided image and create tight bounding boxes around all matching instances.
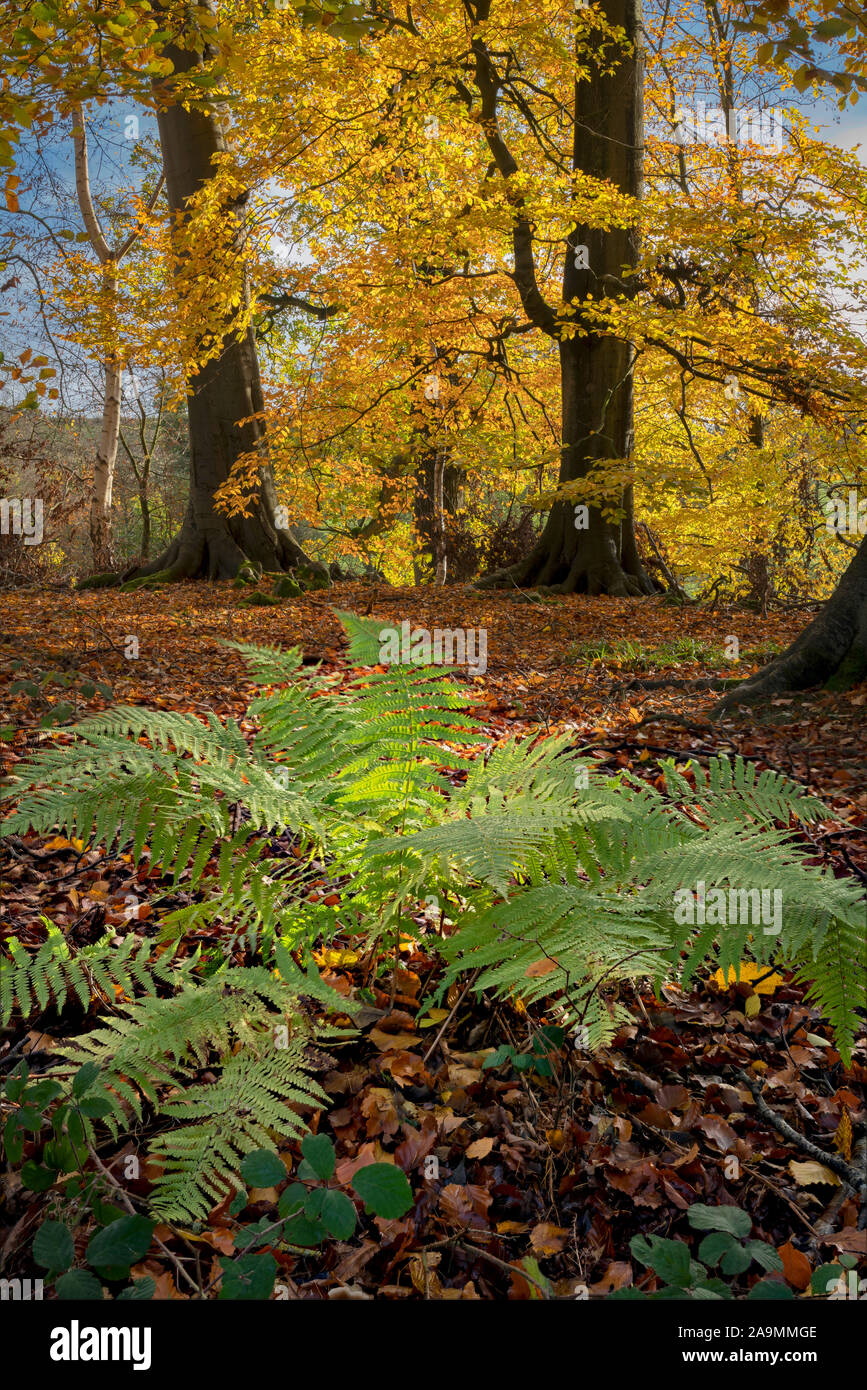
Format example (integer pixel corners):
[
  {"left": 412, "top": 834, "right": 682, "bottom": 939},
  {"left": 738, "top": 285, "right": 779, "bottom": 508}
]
[
  {"left": 833, "top": 1107, "right": 853, "bottom": 1161},
  {"left": 710, "top": 961, "right": 783, "bottom": 995}
]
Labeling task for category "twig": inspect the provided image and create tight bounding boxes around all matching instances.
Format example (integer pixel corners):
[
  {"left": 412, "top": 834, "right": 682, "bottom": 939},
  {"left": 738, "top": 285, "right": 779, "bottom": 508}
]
[
  {"left": 740, "top": 1073, "right": 867, "bottom": 1196},
  {"left": 457, "top": 1240, "right": 552, "bottom": 1299},
  {"left": 422, "top": 969, "right": 481, "bottom": 1065},
  {"left": 814, "top": 1137, "right": 867, "bottom": 1239},
  {"left": 615, "top": 676, "right": 737, "bottom": 692},
  {"left": 637, "top": 522, "right": 685, "bottom": 598},
  {"left": 87, "top": 1145, "right": 202, "bottom": 1295},
  {"left": 746, "top": 1167, "right": 820, "bottom": 1236}
]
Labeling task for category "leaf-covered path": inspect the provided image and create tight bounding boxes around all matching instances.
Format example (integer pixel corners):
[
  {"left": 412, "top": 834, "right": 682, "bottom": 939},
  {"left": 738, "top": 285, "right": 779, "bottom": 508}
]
[{"left": 1, "top": 584, "right": 864, "bottom": 1300}]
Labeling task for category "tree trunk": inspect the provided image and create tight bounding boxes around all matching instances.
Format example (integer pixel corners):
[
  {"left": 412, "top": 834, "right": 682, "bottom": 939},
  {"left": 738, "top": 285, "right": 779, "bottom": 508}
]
[
  {"left": 72, "top": 107, "right": 121, "bottom": 571},
  {"left": 413, "top": 449, "right": 460, "bottom": 585},
  {"left": 479, "top": 0, "right": 654, "bottom": 595},
  {"left": 139, "top": 460, "right": 151, "bottom": 560},
  {"left": 90, "top": 352, "right": 121, "bottom": 570},
  {"left": 138, "top": 9, "right": 323, "bottom": 582},
  {"left": 713, "top": 537, "right": 867, "bottom": 712},
  {"left": 504, "top": 335, "right": 654, "bottom": 594}
]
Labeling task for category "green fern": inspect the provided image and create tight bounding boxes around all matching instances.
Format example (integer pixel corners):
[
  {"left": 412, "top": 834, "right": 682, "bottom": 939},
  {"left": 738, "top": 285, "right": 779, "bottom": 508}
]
[
  {"left": 52, "top": 965, "right": 331, "bottom": 1222},
  {"left": 0, "top": 923, "right": 195, "bottom": 1026},
  {"left": 437, "top": 759, "right": 866, "bottom": 1053},
  {"left": 2, "top": 613, "right": 864, "bottom": 1075}
]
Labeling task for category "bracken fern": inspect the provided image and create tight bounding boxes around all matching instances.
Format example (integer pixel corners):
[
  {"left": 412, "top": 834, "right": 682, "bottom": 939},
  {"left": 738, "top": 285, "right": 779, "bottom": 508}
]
[{"left": 2, "top": 611, "right": 864, "bottom": 1091}]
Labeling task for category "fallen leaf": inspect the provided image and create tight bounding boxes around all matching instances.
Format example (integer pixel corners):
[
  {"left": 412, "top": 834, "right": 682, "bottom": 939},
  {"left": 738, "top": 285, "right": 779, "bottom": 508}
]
[
  {"left": 833, "top": 1108, "right": 853, "bottom": 1161},
  {"left": 778, "top": 1241, "right": 812, "bottom": 1290},
  {"left": 820, "top": 1229, "right": 867, "bottom": 1254},
  {"left": 466, "top": 1136, "right": 494, "bottom": 1159},
  {"left": 711, "top": 962, "right": 783, "bottom": 995},
  {"left": 530, "top": 1222, "right": 569, "bottom": 1255},
  {"left": 694, "top": 1115, "right": 738, "bottom": 1152},
  {"left": 368, "top": 1027, "right": 418, "bottom": 1052},
  {"left": 524, "top": 957, "right": 558, "bottom": 978},
  {"left": 788, "top": 1160, "right": 841, "bottom": 1187}
]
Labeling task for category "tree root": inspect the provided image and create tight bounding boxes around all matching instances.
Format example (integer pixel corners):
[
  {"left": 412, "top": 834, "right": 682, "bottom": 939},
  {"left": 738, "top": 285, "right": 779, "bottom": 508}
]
[
  {"left": 713, "top": 539, "right": 867, "bottom": 715},
  {"left": 125, "top": 518, "right": 329, "bottom": 586},
  {"left": 476, "top": 547, "right": 655, "bottom": 597}
]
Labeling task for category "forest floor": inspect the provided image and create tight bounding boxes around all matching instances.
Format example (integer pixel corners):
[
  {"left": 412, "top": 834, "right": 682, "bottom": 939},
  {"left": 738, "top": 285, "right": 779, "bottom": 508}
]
[{"left": 0, "top": 582, "right": 865, "bottom": 1299}]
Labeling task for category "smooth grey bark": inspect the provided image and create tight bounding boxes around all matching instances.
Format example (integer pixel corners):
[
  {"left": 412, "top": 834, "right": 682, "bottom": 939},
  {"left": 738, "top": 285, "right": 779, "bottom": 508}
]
[{"left": 72, "top": 106, "right": 133, "bottom": 571}]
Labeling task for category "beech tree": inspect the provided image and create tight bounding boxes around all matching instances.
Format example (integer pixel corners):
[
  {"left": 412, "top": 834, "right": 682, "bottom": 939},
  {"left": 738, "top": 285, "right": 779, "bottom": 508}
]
[
  {"left": 138, "top": 4, "right": 324, "bottom": 582},
  {"left": 711, "top": 1, "right": 867, "bottom": 702},
  {"left": 241, "top": 2, "right": 864, "bottom": 599},
  {"left": 3, "top": 1, "right": 865, "bottom": 620},
  {"left": 715, "top": 535, "right": 867, "bottom": 706},
  {"left": 464, "top": 0, "right": 654, "bottom": 594}
]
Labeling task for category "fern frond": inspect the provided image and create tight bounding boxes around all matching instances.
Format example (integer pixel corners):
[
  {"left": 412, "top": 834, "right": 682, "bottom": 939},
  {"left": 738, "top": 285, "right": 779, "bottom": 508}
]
[
  {"left": 52, "top": 967, "right": 328, "bottom": 1221},
  {"left": 0, "top": 926, "right": 194, "bottom": 1026},
  {"left": 221, "top": 639, "right": 304, "bottom": 684}
]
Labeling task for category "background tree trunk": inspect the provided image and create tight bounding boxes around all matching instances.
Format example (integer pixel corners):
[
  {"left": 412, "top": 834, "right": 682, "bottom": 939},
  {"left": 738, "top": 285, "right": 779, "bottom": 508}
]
[
  {"left": 413, "top": 450, "right": 460, "bottom": 585},
  {"left": 90, "top": 351, "right": 121, "bottom": 570},
  {"left": 139, "top": 464, "right": 151, "bottom": 560},
  {"left": 713, "top": 537, "right": 867, "bottom": 711},
  {"left": 72, "top": 107, "right": 121, "bottom": 571},
  {"left": 139, "top": 7, "right": 323, "bottom": 582}
]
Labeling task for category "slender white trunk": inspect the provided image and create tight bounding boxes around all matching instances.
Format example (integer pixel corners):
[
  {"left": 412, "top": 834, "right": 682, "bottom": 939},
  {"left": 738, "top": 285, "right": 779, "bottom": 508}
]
[
  {"left": 91, "top": 343, "right": 122, "bottom": 567},
  {"left": 72, "top": 105, "right": 120, "bottom": 569}
]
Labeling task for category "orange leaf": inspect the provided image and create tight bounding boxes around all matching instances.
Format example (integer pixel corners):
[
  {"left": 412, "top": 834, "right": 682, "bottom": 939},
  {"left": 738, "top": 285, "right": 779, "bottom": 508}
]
[
  {"left": 833, "top": 1107, "right": 853, "bottom": 1161},
  {"left": 530, "top": 1222, "right": 569, "bottom": 1255},
  {"left": 778, "top": 1241, "right": 811, "bottom": 1290},
  {"left": 368, "top": 1027, "right": 418, "bottom": 1052},
  {"left": 466, "top": 1136, "right": 494, "bottom": 1159}
]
